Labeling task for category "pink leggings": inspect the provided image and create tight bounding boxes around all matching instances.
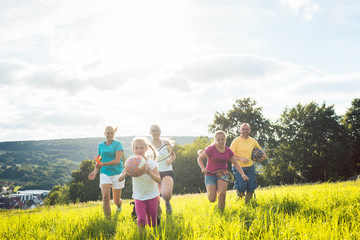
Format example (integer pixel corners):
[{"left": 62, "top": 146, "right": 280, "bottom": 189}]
[{"left": 135, "top": 197, "right": 158, "bottom": 227}]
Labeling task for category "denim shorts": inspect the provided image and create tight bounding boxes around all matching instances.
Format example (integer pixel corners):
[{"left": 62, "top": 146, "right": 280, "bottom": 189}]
[
  {"left": 205, "top": 174, "right": 219, "bottom": 186},
  {"left": 232, "top": 165, "right": 257, "bottom": 193}
]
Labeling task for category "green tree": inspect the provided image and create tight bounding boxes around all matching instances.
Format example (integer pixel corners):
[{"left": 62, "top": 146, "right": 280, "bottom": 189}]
[
  {"left": 263, "top": 102, "right": 351, "bottom": 184},
  {"left": 172, "top": 137, "right": 212, "bottom": 194},
  {"left": 45, "top": 184, "right": 70, "bottom": 205},
  {"left": 208, "top": 98, "right": 272, "bottom": 147},
  {"left": 342, "top": 98, "right": 360, "bottom": 174},
  {"left": 68, "top": 160, "right": 101, "bottom": 203}
]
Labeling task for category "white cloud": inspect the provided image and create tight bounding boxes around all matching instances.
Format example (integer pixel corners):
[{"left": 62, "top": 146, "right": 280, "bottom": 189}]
[
  {"left": 159, "top": 54, "right": 305, "bottom": 91},
  {"left": 278, "top": 0, "right": 322, "bottom": 20},
  {"left": 1, "top": 0, "right": 359, "bottom": 142}
]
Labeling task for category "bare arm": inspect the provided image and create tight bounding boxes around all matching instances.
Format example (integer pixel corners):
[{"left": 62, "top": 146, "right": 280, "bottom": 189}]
[
  {"left": 197, "top": 152, "right": 208, "bottom": 174},
  {"left": 147, "top": 165, "right": 161, "bottom": 184},
  {"left": 117, "top": 168, "right": 127, "bottom": 182},
  {"left": 88, "top": 165, "right": 100, "bottom": 180},
  {"left": 101, "top": 150, "right": 123, "bottom": 166},
  {"left": 165, "top": 140, "right": 176, "bottom": 165},
  {"left": 257, "top": 149, "right": 267, "bottom": 162},
  {"left": 230, "top": 156, "right": 249, "bottom": 181},
  {"left": 234, "top": 155, "right": 250, "bottom": 164}
]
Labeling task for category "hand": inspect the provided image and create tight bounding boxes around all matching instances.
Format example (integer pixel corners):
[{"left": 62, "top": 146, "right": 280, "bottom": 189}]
[
  {"left": 118, "top": 172, "right": 127, "bottom": 182},
  {"left": 201, "top": 168, "right": 207, "bottom": 174},
  {"left": 88, "top": 172, "right": 96, "bottom": 180},
  {"left": 242, "top": 174, "right": 249, "bottom": 181},
  {"left": 241, "top": 158, "right": 250, "bottom": 164},
  {"left": 166, "top": 159, "right": 171, "bottom": 166},
  {"left": 144, "top": 163, "right": 150, "bottom": 174},
  {"left": 95, "top": 163, "right": 102, "bottom": 169}
]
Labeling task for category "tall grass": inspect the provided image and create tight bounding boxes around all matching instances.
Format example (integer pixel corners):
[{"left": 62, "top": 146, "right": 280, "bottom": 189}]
[{"left": 1, "top": 181, "right": 359, "bottom": 239}]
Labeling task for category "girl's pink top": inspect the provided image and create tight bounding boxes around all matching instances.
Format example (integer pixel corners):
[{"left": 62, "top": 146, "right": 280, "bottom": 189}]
[{"left": 205, "top": 144, "right": 234, "bottom": 173}]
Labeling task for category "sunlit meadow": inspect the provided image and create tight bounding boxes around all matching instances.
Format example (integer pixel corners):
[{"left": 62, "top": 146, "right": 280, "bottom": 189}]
[{"left": 1, "top": 181, "right": 359, "bottom": 239}]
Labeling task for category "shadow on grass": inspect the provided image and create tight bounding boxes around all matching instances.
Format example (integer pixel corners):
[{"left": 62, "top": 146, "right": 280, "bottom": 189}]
[
  {"left": 72, "top": 213, "right": 120, "bottom": 239},
  {"left": 262, "top": 195, "right": 301, "bottom": 215},
  {"left": 135, "top": 213, "right": 189, "bottom": 240}
]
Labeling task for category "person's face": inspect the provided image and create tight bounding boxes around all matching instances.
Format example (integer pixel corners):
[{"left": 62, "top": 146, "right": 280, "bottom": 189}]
[
  {"left": 214, "top": 134, "right": 226, "bottom": 147},
  {"left": 133, "top": 141, "right": 147, "bottom": 156},
  {"left": 240, "top": 125, "right": 251, "bottom": 136},
  {"left": 150, "top": 126, "right": 161, "bottom": 138},
  {"left": 104, "top": 128, "right": 115, "bottom": 141}
]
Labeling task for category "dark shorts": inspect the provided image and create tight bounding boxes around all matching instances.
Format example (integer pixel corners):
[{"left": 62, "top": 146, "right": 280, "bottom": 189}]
[
  {"left": 159, "top": 170, "right": 174, "bottom": 180},
  {"left": 232, "top": 165, "right": 257, "bottom": 193}
]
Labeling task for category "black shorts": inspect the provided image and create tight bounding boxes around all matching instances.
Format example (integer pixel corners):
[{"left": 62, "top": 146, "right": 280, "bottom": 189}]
[{"left": 159, "top": 170, "right": 174, "bottom": 180}]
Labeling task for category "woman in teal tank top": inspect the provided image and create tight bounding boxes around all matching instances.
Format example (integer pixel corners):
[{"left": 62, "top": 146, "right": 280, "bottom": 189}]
[{"left": 88, "top": 126, "right": 125, "bottom": 218}]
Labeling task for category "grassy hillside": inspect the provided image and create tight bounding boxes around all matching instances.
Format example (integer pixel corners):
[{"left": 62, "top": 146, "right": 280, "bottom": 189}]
[{"left": 1, "top": 181, "right": 359, "bottom": 239}]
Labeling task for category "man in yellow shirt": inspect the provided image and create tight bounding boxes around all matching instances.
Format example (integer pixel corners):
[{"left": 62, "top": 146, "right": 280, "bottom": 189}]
[{"left": 230, "top": 123, "right": 267, "bottom": 204}]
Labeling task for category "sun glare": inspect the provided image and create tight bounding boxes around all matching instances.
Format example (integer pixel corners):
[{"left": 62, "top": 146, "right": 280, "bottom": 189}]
[{"left": 52, "top": 1, "right": 196, "bottom": 76}]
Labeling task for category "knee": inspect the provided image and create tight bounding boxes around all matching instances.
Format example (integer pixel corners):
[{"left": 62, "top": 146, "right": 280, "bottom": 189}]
[
  {"left": 208, "top": 196, "right": 217, "bottom": 202},
  {"left": 113, "top": 198, "right": 122, "bottom": 205},
  {"left": 161, "top": 192, "right": 172, "bottom": 201}
]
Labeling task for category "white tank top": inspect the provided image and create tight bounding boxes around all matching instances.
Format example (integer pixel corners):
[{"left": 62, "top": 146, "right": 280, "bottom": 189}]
[{"left": 157, "top": 140, "right": 173, "bottom": 172}]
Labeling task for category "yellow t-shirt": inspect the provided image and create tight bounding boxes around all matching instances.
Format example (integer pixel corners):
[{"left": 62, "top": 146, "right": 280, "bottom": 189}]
[{"left": 230, "top": 136, "right": 261, "bottom": 167}]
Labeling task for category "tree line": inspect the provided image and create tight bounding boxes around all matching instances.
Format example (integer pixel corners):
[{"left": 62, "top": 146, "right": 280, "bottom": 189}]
[{"left": 45, "top": 98, "right": 360, "bottom": 205}]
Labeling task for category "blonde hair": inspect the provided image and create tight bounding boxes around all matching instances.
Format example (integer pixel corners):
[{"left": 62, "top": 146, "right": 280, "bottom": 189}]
[
  {"left": 197, "top": 130, "right": 227, "bottom": 156},
  {"left": 132, "top": 137, "right": 158, "bottom": 160},
  {"left": 150, "top": 124, "right": 175, "bottom": 147},
  {"left": 105, "top": 125, "right": 118, "bottom": 133},
  {"left": 214, "top": 130, "right": 226, "bottom": 139}
]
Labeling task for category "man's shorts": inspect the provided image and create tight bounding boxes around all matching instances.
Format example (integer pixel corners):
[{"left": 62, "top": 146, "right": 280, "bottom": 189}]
[
  {"left": 99, "top": 173, "right": 125, "bottom": 189},
  {"left": 232, "top": 165, "right": 257, "bottom": 193}
]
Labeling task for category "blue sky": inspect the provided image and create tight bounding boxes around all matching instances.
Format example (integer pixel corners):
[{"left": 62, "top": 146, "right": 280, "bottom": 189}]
[{"left": 0, "top": 0, "right": 359, "bottom": 141}]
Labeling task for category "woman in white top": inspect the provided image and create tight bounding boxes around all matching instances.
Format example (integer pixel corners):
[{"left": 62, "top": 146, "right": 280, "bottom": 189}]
[{"left": 150, "top": 125, "right": 176, "bottom": 214}]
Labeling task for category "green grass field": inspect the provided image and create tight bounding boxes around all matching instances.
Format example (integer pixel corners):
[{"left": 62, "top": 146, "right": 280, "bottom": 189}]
[{"left": 1, "top": 181, "right": 359, "bottom": 239}]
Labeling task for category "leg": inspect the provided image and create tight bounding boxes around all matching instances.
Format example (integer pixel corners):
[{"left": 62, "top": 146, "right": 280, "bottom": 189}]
[
  {"left": 135, "top": 199, "right": 147, "bottom": 227},
  {"left": 216, "top": 180, "right": 228, "bottom": 211},
  {"left": 205, "top": 175, "right": 218, "bottom": 202},
  {"left": 160, "top": 176, "right": 173, "bottom": 213},
  {"left": 245, "top": 165, "right": 257, "bottom": 204},
  {"left": 157, "top": 195, "right": 162, "bottom": 214},
  {"left": 100, "top": 184, "right": 112, "bottom": 218},
  {"left": 160, "top": 176, "right": 173, "bottom": 203},
  {"left": 146, "top": 197, "right": 158, "bottom": 227},
  {"left": 232, "top": 166, "right": 247, "bottom": 196},
  {"left": 206, "top": 185, "right": 218, "bottom": 202},
  {"left": 245, "top": 192, "right": 253, "bottom": 204},
  {"left": 112, "top": 188, "right": 122, "bottom": 211}
]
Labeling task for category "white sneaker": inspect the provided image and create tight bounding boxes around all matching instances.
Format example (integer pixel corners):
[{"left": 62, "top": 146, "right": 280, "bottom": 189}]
[
  {"left": 117, "top": 205, "right": 122, "bottom": 213},
  {"left": 165, "top": 202, "right": 172, "bottom": 214}
]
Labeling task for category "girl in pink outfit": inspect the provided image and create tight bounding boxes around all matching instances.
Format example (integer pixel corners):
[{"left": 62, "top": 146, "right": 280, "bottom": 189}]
[
  {"left": 118, "top": 137, "right": 161, "bottom": 230},
  {"left": 197, "top": 130, "right": 249, "bottom": 211}
]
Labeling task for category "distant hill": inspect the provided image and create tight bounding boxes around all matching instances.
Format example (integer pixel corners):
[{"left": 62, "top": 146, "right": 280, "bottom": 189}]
[
  {"left": 0, "top": 136, "right": 201, "bottom": 190},
  {"left": 0, "top": 136, "right": 199, "bottom": 160}
]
